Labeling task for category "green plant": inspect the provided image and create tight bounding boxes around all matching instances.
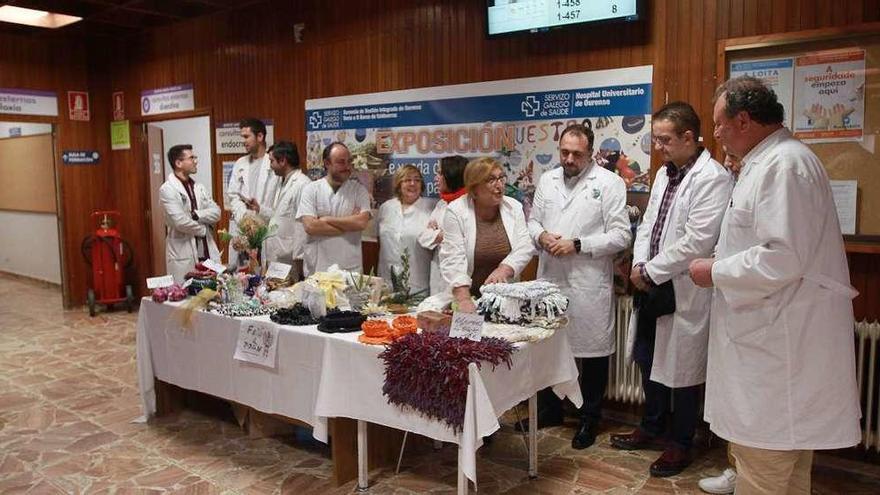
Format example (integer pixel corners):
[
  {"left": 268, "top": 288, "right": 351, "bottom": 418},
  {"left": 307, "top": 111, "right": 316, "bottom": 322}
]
[{"left": 383, "top": 248, "right": 427, "bottom": 306}]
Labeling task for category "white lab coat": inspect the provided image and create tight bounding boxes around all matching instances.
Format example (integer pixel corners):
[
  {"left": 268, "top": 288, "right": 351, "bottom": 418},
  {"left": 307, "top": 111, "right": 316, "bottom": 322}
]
[
  {"left": 158, "top": 176, "right": 221, "bottom": 284},
  {"left": 527, "top": 164, "right": 632, "bottom": 357},
  {"left": 705, "top": 128, "right": 861, "bottom": 450},
  {"left": 439, "top": 195, "right": 535, "bottom": 293},
  {"left": 226, "top": 154, "right": 279, "bottom": 263},
  {"left": 296, "top": 177, "right": 372, "bottom": 276},
  {"left": 417, "top": 198, "right": 451, "bottom": 295},
  {"left": 262, "top": 169, "right": 311, "bottom": 276},
  {"left": 627, "top": 149, "right": 733, "bottom": 387},
  {"left": 377, "top": 196, "right": 437, "bottom": 295}
]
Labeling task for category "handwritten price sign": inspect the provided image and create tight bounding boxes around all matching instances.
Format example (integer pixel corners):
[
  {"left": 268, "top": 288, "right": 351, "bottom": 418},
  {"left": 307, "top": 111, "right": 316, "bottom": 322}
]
[{"left": 233, "top": 319, "right": 279, "bottom": 368}]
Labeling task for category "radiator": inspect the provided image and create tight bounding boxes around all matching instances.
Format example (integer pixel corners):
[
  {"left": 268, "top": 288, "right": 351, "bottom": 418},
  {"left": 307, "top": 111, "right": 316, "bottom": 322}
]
[
  {"left": 856, "top": 320, "right": 880, "bottom": 451},
  {"left": 607, "top": 298, "right": 877, "bottom": 453},
  {"left": 606, "top": 296, "right": 645, "bottom": 405}
]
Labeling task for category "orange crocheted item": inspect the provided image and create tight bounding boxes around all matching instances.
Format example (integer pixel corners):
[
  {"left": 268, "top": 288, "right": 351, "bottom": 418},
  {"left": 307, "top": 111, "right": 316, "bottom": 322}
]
[
  {"left": 359, "top": 319, "right": 394, "bottom": 345},
  {"left": 392, "top": 315, "right": 418, "bottom": 338}
]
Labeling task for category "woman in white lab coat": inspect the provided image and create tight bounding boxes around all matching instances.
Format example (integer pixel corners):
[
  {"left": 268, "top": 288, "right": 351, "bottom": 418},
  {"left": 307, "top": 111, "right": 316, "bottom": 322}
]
[
  {"left": 377, "top": 165, "right": 436, "bottom": 294},
  {"left": 439, "top": 157, "right": 535, "bottom": 312},
  {"left": 417, "top": 155, "right": 469, "bottom": 295}
]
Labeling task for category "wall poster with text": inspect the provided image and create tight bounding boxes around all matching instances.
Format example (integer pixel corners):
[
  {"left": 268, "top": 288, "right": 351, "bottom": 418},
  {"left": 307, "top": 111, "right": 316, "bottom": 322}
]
[
  {"left": 304, "top": 65, "right": 654, "bottom": 227},
  {"left": 793, "top": 49, "right": 866, "bottom": 143}
]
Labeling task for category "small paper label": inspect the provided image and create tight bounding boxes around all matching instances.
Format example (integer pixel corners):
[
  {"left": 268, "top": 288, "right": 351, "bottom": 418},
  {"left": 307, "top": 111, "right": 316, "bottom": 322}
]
[
  {"left": 202, "top": 259, "right": 226, "bottom": 274},
  {"left": 449, "top": 312, "right": 484, "bottom": 342},
  {"left": 181, "top": 278, "right": 194, "bottom": 289},
  {"left": 265, "top": 262, "right": 292, "bottom": 279},
  {"left": 233, "top": 319, "right": 279, "bottom": 369},
  {"left": 146, "top": 275, "right": 174, "bottom": 289}
]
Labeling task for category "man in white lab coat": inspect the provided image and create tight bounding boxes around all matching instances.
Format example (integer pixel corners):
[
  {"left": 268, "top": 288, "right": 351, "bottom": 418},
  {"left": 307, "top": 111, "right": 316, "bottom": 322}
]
[
  {"left": 611, "top": 102, "right": 733, "bottom": 477},
  {"left": 689, "top": 76, "right": 861, "bottom": 494},
  {"left": 159, "top": 144, "right": 221, "bottom": 283},
  {"left": 526, "top": 124, "right": 631, "bottom": 449},
  {"left": 226, "top": 118, "right": 279, "bottom": 266},
  {"left": 296, "top": 142, "right": 371, "bottom": 275},
  {"left": 245, "top": 140, "right": 311, "bottom": 281}
]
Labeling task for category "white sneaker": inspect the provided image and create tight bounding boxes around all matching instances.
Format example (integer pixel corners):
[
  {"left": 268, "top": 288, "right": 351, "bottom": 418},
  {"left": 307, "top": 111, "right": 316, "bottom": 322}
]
[{"left": 698, "top": 468, "right": 736, "bottom": 494}]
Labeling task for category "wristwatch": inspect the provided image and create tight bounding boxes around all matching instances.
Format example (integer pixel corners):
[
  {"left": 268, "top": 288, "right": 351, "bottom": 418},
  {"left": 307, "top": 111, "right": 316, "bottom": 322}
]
[{"left": 573, "top": 238, "right": 581, "bottom": 253}]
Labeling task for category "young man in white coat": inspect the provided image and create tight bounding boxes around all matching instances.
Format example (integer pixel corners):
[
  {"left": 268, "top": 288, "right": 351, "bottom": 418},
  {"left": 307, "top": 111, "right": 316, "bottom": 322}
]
[
  {"left": 158, "top": 144, "right": 221, "bottom": 283},
  {"left": 689, "top": 76, "right": 861, "bottom": 494},
  {"left": 611, "top": 102, "right": 733, "bottom": 477},
  {"left": 296, "top": 142, "right": 371, "bottom": 276},
  {"left": 525, "top": 124, "right": 632, "bottom": 449},
  {"left": 245, "top": 141, "right": 311, "bottom": 281},
  {"left": 226, "top": 118, "right": 279, "bottom": 266}
]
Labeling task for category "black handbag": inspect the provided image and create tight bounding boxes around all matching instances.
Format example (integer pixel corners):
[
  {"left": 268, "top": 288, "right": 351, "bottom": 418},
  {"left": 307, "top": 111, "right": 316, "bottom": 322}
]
[{"left": 633, "top": 280, "right": 676, "bottom": 319}]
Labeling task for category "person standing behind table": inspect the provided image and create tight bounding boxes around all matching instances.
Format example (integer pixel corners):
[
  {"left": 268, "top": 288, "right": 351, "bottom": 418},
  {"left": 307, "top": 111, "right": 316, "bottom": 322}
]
[
  {"left": 439, "top": 157, "right": 535, "bottom": 313},
  {"left": 296, "top": 142, "right": 371, "bottom": 276},
  {"left": 226, "top": 118, "right": 279, "bottom": 266},
  {"left": 377, "top": 164, "right": 437, "bottom": 294},
  {"left": 245, "top": 141, "right": 312, "bottom": 281},
  {"left": 525, "top": 123, "right": 631, "bottom": 448},
  {"left": 159, "top": 144, "right": 221, "bottom": 283},
  {"left": 417, "top": 155, "right": 468, "bottom": 295},
  {"left": 688, "top": 76, "right": 861, "bottom": 495},
  {"left": 610, "top": 101, "right": 733, "bottom": 478}
]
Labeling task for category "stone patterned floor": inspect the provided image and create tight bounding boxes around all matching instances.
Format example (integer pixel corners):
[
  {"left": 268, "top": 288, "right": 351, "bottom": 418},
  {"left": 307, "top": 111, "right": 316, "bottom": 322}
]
[{"left": 2, "top": 273, "right": 880, "bottom": 494}]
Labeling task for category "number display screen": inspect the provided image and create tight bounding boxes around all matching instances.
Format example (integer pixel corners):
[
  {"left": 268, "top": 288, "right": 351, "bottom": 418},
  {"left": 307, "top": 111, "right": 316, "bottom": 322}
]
[{"left": 487, "top": 0, "right": 641, "bottom": 36}]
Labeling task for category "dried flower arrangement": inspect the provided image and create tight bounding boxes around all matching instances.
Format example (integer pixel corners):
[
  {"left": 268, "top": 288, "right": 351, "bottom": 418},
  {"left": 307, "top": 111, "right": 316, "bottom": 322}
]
[
  {"left": 383, "top": 248, "right": 427, "bottom": 310},
  {"left": 378, "top": 332, "right": 515, "bottom": 432}
]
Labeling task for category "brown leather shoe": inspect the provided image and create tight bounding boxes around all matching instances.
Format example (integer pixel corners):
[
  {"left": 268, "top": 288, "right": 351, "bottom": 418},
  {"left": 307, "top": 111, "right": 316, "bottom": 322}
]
[
  {"left": 609, "top": 429, "right": 666, "bottom": 451},
  {"left": 649, "top": 446, "right": 692, "bottom": 477}
]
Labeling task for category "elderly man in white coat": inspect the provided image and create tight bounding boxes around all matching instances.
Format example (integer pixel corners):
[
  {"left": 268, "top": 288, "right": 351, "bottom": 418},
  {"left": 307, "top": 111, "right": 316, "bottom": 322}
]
[
  {"left": 245, "top": 141, "right": 311, "bottom": 281},
  {"left": 159, "top": 144, "right": 221, "bottom": 283},
  {"left": 226, "top": 118, "right": 279, "bottom": 266},
  {"left": 525, "top": 124, "right": 631, "bottom": 449},
  {"left": 440, "top": 157, "right": 535, "bottom": 313},
  {"left": 689, "top": 76, "right": 861, "bottom": 494},
  {"left": 611, "top": 102, "right": 733, "bottom": 478}
]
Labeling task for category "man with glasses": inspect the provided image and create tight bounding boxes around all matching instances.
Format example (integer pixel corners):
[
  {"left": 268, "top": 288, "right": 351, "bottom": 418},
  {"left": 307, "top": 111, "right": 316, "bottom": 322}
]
[
  {"left": 525, "top": 123, "right": 631, "bottom": 448},
  {"left": 159, "top": 144, "right": 221, "bottom": 283},
  {"left": 610, "top": 102, "right": 732, "bottom": 477}
]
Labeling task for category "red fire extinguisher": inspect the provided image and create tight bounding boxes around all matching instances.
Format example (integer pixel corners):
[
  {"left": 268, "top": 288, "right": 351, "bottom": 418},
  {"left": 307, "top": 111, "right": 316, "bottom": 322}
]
[{"left": 80, "top": 210, "right": 134, "bottom": 317}]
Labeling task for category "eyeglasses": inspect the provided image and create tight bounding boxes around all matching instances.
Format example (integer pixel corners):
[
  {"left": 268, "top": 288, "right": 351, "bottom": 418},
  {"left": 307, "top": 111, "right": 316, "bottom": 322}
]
[
  {"left": 485, "top": 174, "right": 507, "bottom": 185},
  {"left": 651, "top": 135, "right": 673, "bottom": 145},
  {"left": 184, "top": 155, "right": 199, "bottom": 161}
]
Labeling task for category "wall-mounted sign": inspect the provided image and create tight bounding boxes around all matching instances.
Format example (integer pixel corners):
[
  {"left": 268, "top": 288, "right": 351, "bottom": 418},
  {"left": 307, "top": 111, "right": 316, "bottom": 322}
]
[
  {"left": 140, "top": 84, "right": 194, "bottom": 116},
  {"left": 215, "top": 119, "right": 275, "bottom": 154},
  {"left": 0, "top": 88, "right": 58, "bottom": 116},
  {"left": 111, "top": 120, "right": 131, "bottom": 150},
  {"left": 112, "top": 91, "right": 125, "bottom": 121},
  {"left": 62, "top": 150, "right": 100, "bottom": 165},
  {"left": 67, "top": 91, "right": 90, "bottom": 121}
]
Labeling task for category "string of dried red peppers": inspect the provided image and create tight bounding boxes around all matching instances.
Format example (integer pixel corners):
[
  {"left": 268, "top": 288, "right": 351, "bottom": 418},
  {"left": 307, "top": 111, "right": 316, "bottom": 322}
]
[{"left": 378, "top": 332, "right": 515, "bottom": 433}]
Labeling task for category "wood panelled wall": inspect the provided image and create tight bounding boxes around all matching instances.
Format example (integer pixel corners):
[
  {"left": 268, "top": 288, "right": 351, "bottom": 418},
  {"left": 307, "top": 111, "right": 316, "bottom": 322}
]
[
  {"left": 0, "top": 33, "right": 114, "bottom": 307},
  {"left": 2, "top": 0, "right": 879, "bottom": 313}
]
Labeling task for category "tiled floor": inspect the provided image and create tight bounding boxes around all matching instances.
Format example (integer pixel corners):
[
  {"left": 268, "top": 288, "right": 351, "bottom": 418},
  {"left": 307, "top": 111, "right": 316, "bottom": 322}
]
[{"left": 2, "top": 273, "right": 880, "bottom": 494}]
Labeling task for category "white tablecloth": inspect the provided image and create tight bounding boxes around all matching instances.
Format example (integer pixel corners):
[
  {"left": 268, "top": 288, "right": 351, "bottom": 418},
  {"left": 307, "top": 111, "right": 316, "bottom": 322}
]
[{"left": 136, "top": 300, "right": 583, "bottom": 481}]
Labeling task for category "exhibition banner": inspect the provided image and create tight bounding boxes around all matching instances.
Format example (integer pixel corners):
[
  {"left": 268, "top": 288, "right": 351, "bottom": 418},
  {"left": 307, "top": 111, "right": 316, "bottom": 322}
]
[{"left": 305, "top": 65, "right": 653, "bottom": 218}]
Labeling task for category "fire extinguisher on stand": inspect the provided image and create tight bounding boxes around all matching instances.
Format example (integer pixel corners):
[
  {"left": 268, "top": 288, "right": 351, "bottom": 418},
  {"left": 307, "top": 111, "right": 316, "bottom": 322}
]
[{"left": 80, "top": 210, "right": 135, "bottom": 317}]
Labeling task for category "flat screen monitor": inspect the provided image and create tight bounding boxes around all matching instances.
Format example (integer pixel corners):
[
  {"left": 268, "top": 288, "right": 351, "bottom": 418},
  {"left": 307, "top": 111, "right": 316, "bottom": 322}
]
[{"left": 487, "top": 0, "right": 642, "bottom": 37}]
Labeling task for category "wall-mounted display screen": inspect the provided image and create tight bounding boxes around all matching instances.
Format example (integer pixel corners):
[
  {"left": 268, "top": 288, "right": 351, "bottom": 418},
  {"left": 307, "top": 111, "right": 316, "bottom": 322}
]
[{"left": 487, "top": 0, "right": 641, "bottom": 36}]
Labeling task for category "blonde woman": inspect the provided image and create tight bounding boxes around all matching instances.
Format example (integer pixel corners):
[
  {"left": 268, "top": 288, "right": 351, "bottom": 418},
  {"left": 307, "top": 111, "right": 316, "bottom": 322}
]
[
  {"left": 377, "top": 165, "right": 437, "bottom": 294},
  {"left": 439, "top": 157, "right": 535, "bottom": 313}
]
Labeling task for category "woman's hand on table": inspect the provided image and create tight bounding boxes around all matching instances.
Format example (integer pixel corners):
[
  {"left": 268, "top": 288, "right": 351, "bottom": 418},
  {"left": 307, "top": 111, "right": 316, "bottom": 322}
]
[{"left": 484, "top": 264, "right": 514, "bottom": 285}]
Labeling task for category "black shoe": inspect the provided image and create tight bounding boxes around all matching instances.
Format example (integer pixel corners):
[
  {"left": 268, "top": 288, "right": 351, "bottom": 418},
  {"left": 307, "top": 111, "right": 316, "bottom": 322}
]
[
  {"left": 514, "top": 410, "right": 563, "bottom": 432},
  {"left": 571, "top": 421, "right": 597, "bottom": 450}
]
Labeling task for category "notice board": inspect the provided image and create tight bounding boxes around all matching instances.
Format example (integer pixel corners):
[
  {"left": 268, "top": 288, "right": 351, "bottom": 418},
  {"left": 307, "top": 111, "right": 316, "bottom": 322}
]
[
  {"left": 0, "top": 133, "right": 57, "bottom": 213},
  {"left": 720, "top": 24, "right": 880, "bottom": 237}
]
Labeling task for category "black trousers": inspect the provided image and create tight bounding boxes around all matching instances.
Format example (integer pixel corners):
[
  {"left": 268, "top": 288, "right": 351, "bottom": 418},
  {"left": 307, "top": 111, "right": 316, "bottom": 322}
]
[
  {"left": 633, "top": 308, "right": 700, "bottom": 450},
  {"left": 539, "top": 355, "right": 609, "bottom": 425}
]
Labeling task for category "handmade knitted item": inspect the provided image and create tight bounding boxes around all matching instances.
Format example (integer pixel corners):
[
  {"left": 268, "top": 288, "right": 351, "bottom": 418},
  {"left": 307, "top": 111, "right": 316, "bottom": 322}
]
[{"left": 477, "top": 280, "right": 569, "bottom": 325}]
